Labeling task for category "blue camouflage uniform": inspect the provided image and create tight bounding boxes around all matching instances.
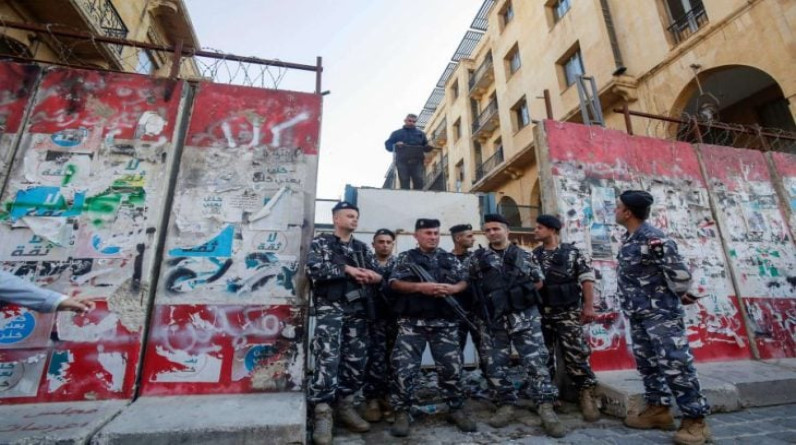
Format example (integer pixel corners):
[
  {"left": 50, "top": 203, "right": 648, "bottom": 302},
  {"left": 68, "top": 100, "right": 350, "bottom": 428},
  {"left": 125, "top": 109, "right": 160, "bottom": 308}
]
[
  {"left": 306, "top": 233, "right": 380, "bottom": 405},
  {"left": 617, "top": 222, "right": 710, "bottom": 418},
  {"left": 470, "top": 244, "right": 559, "bottom": 405},
  {"left": 362, "top": 255, "right": 398, "bottom": 402},
  {"left": 388, "top": 247, "right": 468, "bottom": 413}
]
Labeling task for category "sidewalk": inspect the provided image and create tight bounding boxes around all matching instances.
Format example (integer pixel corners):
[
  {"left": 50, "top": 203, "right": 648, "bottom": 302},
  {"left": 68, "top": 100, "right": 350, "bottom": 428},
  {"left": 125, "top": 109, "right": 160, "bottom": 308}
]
[{"left": 3, "top": 358, "right": 796, "bottom": 444}]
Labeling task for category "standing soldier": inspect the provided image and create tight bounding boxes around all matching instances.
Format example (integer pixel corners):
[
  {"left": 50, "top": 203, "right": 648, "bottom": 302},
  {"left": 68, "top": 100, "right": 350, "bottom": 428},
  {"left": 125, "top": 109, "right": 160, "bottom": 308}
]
[
  {"left": 470, "top": 214, "right": 565, "bottom": 438},
  {"left": 532, "top": 214, "right": 600, "bottom": 422},
  {"left": 615, "top": 190, "right": 711, "bottom": 445},
  {"left": 306, "top": 201, "right": 383, "bottom": 445},
  {"left": 449, "top": 224, "right": 482, "bottom": 364},
  {"left": 388, "top": 218, "right": 477, "bottom": 437},
  {"left": 361, "top": 228, "right": 398, "bottom": 423}
]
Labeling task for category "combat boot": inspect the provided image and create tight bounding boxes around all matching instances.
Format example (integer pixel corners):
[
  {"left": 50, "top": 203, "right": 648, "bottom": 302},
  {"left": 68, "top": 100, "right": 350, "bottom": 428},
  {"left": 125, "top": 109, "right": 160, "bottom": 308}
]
[
  {"left": 538, "top": 402, "right": 566, "bottom": 438},
  {"left": 336, "top": 396, "right": 370, "bottom": 433},
  {"left": 361, "top": 398, "right": 382, "bottom": 423},
  {"left": 312, "top": 403, "right": 333, "bottom": 445},
  {"left": 674, "top": 417, "right": 712, "bottom": 445},
  {"left": 390, "top": 410, "right": 410, "bottom": 437},
  {"left": 624, "top": 404, "right": 676, "bottom": 430},
  {"left": 379, "top": 398, "right": 395, "bottom": 423},
  {"left": 579, "top": 387, "right": 601, "bottom": 422},
  {"left": 488, "top": 404, "right": 516, "bottom": 428},
  {"left": 448, "top": 408, "right": 477, "bottom": 432}
]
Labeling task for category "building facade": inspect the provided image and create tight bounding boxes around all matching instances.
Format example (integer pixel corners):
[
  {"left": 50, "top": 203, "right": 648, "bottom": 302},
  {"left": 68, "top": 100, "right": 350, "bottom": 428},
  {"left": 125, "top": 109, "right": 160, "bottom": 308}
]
[
  {"left": 386, "top": 0, "right": 796, "bottom": 231},
  {"left": 0, "top": 0, "right": 199, "bottom": 77}
]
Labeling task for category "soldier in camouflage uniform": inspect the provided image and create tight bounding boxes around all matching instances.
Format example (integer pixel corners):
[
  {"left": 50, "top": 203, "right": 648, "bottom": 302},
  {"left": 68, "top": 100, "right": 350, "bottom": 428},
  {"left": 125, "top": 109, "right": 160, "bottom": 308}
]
[
  {"left": 449, "top": 223, "right": 482, "bottom": 365},
  {"left": 532, "top": 214, "right": 600, "bottom": 422},
  {"left": 361, "top": 228, "right": 398, "bottom": 423},
  {"left": 470, "top": 214, "right": 565, "bottom": 438},
  {"left": 306, "top": 201, "right": 383, "bottom": 445},
  {"left": 615, "top": 191, "right": 711, "bottom": 445},
  {"left": 388, "top": 218, "right": 477, "bottom": 437}
]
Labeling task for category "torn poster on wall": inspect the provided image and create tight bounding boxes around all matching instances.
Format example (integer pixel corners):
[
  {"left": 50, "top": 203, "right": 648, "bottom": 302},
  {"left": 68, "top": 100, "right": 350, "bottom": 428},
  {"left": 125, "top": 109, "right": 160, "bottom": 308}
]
[
  {"left": 0, "top": 66, "right": 186, "bottom": 404},
  {"left": 540, "top": 121, "right": 751, "bottom": 370}
]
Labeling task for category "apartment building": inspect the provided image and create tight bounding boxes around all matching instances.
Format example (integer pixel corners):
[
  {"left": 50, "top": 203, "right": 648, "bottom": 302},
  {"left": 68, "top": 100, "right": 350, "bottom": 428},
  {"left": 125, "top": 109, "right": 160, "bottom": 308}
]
[
  {"left": 0, "top": 0, "right": 199, "bottom": 77},
  {"left": 386, "top": 0, "right": 795, "bottom": 230}
]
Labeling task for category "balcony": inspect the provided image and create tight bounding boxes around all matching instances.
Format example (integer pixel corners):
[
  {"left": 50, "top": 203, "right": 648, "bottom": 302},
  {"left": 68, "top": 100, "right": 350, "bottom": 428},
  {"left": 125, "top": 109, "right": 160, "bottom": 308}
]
[
  {"left": 471, "top": 97, "right": 500, "bottom": 141},
  {"left": 431, "top": 118, "right": 448, "bottom": 146},
  {"left": 423, "top": 154, "right": 448, "bottom": 191},
  {"left": 468, "top": 53, "right": 494, "bottom": 98},
  {"left": 474, "top": 146, "right": 503, "bottom": 183},
  {"left": 74, "top": 0, "right": 129, "bottom": 56},
  {"left": 667, "top": 3, "right": 708, "bottom": 44}
]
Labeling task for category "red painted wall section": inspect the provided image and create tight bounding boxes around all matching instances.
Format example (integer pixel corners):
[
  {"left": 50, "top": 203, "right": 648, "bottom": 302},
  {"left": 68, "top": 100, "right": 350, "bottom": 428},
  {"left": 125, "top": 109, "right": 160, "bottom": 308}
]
[
  {"left": 140, "top": 82, "right": 321, "bottom": 396},
  {"left": 0, "top": 66, "right": 186, "bottom": 404},
  {"left": 0, "top": 63, "right": 40, "bottom": 189},
  {"left": 542, "top": 121, "right": 752, "bottom": 370},
  {"left": 700, "top": 145, "right": 796, "bottom": 359}
]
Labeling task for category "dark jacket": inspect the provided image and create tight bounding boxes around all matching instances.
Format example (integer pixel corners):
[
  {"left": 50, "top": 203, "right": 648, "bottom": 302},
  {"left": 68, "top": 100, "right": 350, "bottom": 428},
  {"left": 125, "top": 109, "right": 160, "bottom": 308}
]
[{"left": 384, "top": 126, "right": 430, "bottom": 161}]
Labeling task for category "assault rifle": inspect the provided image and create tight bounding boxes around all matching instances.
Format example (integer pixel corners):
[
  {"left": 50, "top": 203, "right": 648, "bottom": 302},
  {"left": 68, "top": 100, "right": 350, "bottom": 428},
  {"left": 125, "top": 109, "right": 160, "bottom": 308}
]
[
  {"left": 407, "top": 263, "right": 478, "bottom": 332},
  {"left": 346, "top": 249, "right": 377, "bottom": 320}
]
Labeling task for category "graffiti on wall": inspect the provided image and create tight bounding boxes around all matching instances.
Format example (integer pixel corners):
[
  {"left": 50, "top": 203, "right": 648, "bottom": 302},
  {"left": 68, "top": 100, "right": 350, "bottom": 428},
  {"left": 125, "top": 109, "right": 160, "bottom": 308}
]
[
  {"left": 0, "top": 63, "right": 40, "bottom": 188},
  {"left": 541, "top": 121, "right": 752, "bottom": 370},
  {"left": 0, "top": 65, "right": 185, "bottom": 403},
  {"left": 141, "top": 82, "right": 320, "bottom": 395}
]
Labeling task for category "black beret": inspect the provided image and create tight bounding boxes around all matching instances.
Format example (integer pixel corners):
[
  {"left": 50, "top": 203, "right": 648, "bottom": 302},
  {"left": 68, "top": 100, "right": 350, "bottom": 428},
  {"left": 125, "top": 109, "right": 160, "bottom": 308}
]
[
  {"left": 483, "top": 213, "right": 509, "bottom": 225},
  {"left": 374, "top": 228, "right": 396, "bottom": 240},
  {"left": 332, "top": 201, "right": 358, "bottom": 213},
  {"left": 415, "top": 218, "right": 441, "bottom": 230},
  {"left": 449, "top": 224, "right": 472, "bottom": 235},
  {"left": 620, "top": 190, "right": 654, "bottom": 209},
  {"left": 536, "top": 214, "right": 562, "bottom": 230}
]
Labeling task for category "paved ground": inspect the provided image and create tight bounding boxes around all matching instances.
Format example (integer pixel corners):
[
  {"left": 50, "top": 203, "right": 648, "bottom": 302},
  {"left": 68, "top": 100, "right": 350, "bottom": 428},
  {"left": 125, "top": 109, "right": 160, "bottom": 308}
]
[{"left": 332, "top": 401, "right": 796, "bottom": 444}]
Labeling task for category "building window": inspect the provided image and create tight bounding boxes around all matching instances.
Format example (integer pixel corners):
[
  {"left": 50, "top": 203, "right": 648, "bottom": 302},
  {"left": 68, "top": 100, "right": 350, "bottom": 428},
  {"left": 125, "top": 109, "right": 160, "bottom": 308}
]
[
  {"left": 663, "top": 0, "right": 708, "bottom": 44},
  {"left": 552, "top": 0, "right": 571, "bottom": 22},
  {"left": 512, "top": 98, "right": 530, "bottom": 131},
  {"left": 450, "top": 79, "right": 459, "bottom": 100},
  {"left": 136, "top": 49, "right": 155, "bottom": 75},
  {"left": 561, "top": 49, "right": 584, "bottom": 87},
  {"left": 500, "top": 1, "right": 515, "bottom": 29},
  {"left": 455, "top": 160, "right": 465, "bottom": 192},
  {"left": 453, "top": 118, "right": 462, "bottom": 142},
  {"left": 505, "top": 44, "right": 521, "bottom": 76}
]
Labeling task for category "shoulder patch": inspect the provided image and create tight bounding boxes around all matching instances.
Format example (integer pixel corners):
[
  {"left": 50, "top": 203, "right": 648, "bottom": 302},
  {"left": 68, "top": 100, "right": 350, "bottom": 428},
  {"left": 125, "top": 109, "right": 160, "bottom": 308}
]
[{"left": 648, "top": 238, "right": 665, "bottom": 259}]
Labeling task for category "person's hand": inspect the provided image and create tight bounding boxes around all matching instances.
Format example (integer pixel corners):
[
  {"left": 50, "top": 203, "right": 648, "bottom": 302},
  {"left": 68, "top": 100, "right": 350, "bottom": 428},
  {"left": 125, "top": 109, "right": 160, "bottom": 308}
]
[
  {"left": 344, "top": 265, "right": 370, "bottom": 283},
  {"left": 680, "top": 293, "right": 699, "bottom": 305},
  {"left": 416, "top": 282, "right": 439, "bottom": 296},
  {"left": 57, "top": 297, "right": 95, "bottom": 314},
  {"left": 395, "top": 141, "right": 404, "bottom": 147},
  {"left": 364, "top": 270, "right": 382, "bottom": 284},
  {"left": 581, "top": 306, "right": 597, "bottom": 323}
]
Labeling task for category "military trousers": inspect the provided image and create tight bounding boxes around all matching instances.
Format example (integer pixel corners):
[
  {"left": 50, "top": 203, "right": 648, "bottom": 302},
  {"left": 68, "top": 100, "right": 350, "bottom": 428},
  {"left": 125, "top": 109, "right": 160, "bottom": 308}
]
[
  {"left": 389, "top": 318, "right": 463, "bottom": 412},
  {"left": 541, "top": 305, "right": 597, "bottom": 390},
  {"left": 628, "top": 308, "right": 710, "bottom": 418},
  {"left": 479, "top": 306, "right": 559, "bottom": 405},
  {"left": 362, "top": 317, "right": 398, "bottom": 400},
  {"left": 308, "top": 301, "right": 369, "bottom": 405}
]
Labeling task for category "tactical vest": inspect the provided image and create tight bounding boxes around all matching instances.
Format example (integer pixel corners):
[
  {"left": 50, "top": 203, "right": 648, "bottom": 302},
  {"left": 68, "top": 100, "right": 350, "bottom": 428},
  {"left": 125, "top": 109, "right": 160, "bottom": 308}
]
[
  {"left": 474, "top": 245, "right": 539, "bottom": 319},
  {"left": 312, "top": 234, "right": 366, "bottom": 307},
  {"left": 392, "top": 249, "right": 460, "bottom": 320},
  {"left": 534, "top": 244, "right": 582, "bottom": 307}
]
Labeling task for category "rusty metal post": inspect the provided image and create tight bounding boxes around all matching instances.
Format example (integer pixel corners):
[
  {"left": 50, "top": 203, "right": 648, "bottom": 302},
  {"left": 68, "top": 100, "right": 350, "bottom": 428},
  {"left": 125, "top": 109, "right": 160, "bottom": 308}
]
[
  {"left": 169, "top": 40, "right": 184, "bottom": 81},
  {"left": 691, "top": 117, "right": 704, "bottom": 144},
  {"left": 543, "top": 89, "right": 553, "bottom": 120},
  {"left": 622, "top": 102, "right": 633, "bottom": 135}
]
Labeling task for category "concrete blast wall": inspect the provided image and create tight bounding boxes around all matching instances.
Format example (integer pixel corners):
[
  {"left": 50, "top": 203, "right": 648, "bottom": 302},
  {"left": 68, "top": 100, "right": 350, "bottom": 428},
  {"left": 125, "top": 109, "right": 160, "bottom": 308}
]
[
  {"left": 537, "top": 120, "right": 796, "bottom": 370},
  {"left": 0, "top": 62, "right": 321, "bottom": 404}
]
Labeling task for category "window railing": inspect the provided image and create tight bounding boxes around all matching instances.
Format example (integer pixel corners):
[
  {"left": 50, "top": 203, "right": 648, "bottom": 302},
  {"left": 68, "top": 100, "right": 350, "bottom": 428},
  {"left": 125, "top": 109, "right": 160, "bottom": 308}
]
[
  {"left": 75, "top": 0, "right": 129, "bottom": 55},
  {"left": 472, "top": 97, "right": 499, "bottom": 135},
  {"left": 667, "top": 3, "right": 708, "bottom": 44},
  {"left": 423, "top": 154, "right": 448, "bottom": 190},
  {"left": 468, "top": 52, "right": 494, "bottom": 91},
  {"left": 474, "top": 145, "right": 503, "bottom": 182}
]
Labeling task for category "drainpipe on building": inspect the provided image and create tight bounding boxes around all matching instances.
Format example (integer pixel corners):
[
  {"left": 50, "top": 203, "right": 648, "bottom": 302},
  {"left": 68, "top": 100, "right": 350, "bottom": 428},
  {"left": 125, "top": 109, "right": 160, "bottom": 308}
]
[{"left": 599, "top": 0, "right": 627, "bottom": 76}]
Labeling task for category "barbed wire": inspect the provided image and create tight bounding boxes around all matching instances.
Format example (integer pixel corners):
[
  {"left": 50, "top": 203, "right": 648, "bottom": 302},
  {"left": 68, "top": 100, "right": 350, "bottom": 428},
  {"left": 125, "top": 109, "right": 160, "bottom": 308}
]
[
  {"left": 630, "top": 110, "right": 796, "bottom": 154},
  {"left": 0, "top": 18, "right": 297, "bottom": 90}
]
